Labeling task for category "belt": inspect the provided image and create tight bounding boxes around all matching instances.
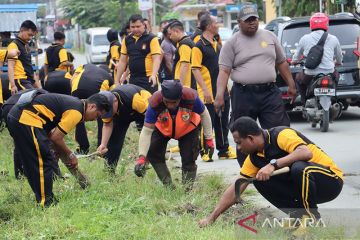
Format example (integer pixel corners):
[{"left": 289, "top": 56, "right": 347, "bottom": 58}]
[{"left": 234, "top": 82, "right": 275, "bottom": 92}]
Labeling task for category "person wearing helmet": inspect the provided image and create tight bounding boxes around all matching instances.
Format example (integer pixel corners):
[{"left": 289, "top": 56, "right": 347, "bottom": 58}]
[
  {"left": 134, "top": 80, "right": 214, "bottom": 190},
  {"left": 292, "top": 13, "right": 342, "bottom": 105}
]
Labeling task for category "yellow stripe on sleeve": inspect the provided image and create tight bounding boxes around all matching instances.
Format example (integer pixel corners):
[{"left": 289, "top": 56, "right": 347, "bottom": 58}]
[
  {"left": 150, "top": 37, "right": 161, "bottom": 55},
  {"left": 179, "top": 44, "right": 191, "bottom": 63},
  {"left": 191, "top": 46, "right": 203, "bottom": 68},
  {"left": 120, "top": 38, "right": 127, "bottom": 55},
  {"left": 59, "top": 49, "right": 68, "bottom": 63},
  {"left": 277, "top": 129, "right": 307, "bottom": 153},
  {"left": 240, "top": 156, "right": 260, "bottom": 178},
  {"left": 58, "top": 109, "right": 83, "bottom": 134}
]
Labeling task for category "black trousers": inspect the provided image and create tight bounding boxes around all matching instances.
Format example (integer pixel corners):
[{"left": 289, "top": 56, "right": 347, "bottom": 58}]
[
  {"left": 13, "top": 79, "right": 34, "bottom": 176},
  {"left": 15, "top": 79, "right": 34, "bottom": 91},
  {"left": 13, "top": 140, "right": 62, "bottom": 180},
  {"left": 147, "top": 126, "right": 200, "bottom": 172},
  {"left": 129, "top": 76, "right": 158, "bottom": 94},
  {"left": 200, "top": 101, "right": 230, "bottom": 155},
  {"left": 75, "top": 118, "right": 103, "bottom": 153},
  {"left": 231, "top": 83, "right": 290, "bottom": 166},
  {"left": 253, "top": 161, "right": 343, "bottom": 219},
  {"left": 104, "top": 115, "right": 144, "bottom": 170},
  {"left": 7, "top": 114, "right": 55, "bottom": 206}
]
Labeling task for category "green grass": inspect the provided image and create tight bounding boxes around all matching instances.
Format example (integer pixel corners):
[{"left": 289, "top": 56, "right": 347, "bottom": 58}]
[{"left": 0, "top": 123, "right": 358, "bottom": 239}]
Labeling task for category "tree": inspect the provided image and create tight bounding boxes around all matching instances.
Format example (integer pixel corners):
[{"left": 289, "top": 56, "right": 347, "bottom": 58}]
[
  {"left": 59, "top": 0, "right": 138, "bottom": 29},
  {"left": 1, "top": 0, "right": 47, "bottom": 3},
  {"left": 279, "top": 0, "right": 357, "bottom": 17}
]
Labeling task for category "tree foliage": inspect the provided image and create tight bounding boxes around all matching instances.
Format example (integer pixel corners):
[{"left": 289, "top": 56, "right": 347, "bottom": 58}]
[
  {"left": 59, "top": 0, "right": 138, "bottom": 30},
  {"left": 280, "top": 0, "right": 356, "bottom": 17}
]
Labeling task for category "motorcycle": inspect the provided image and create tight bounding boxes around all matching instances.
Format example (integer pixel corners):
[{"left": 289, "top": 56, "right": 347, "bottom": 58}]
[{"left": 302, "top": 73, "right": 341, "bottom": 132}]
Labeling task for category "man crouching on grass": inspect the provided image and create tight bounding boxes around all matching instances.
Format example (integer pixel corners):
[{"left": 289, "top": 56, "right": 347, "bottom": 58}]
[{"left": 199, "top": 117, "right": 343, "bottom": 235}]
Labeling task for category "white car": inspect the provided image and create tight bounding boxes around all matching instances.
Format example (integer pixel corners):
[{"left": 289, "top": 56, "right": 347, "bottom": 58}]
[
  {"left": 218, "top": 27, "right": 232, "bottom": 46},
  {"left": 85, "top": 27, "right": 110, "bottom": 64}
]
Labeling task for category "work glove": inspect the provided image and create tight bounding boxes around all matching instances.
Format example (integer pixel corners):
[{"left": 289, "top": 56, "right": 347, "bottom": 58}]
[
  {"left": 134, "top": 155, "right": 148, "bottom": 177},
  {"left": 200, "top": 138, "right": 215, "bottom": 162},
  {"left": 205, "top": 138, "right": 215, "bottom": 158}
]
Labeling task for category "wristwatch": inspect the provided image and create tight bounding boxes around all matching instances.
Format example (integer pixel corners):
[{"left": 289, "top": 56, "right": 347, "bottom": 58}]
[{"left": 270, "top": 159, "right": 279, "bottom": 170}]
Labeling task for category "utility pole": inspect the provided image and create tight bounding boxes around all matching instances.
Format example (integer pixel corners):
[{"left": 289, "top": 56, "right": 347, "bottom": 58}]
[
  {"left": 279, "top": 0, "right": 282, "bottom": 17},
  {"left": 152, "top": 0, "right": 156, "bottom": 29},
  {"left": 319, "top": 0, "right": 322, "bottom": 12},
  {"left": 341, "top": 2, "right": 345, "bottom": 12}
]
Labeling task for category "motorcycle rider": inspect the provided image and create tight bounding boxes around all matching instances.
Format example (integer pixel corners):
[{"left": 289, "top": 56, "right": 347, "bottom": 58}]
[{"left": 292, "top": 13, "right": 342, "bottom": 107}]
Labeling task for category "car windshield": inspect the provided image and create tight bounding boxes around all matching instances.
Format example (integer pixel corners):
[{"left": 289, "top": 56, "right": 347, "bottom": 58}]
[
  {"left": 93, "top": 34, "right": 109, "bottom": 46},
  {"left": 281, "top": 23, "right": 359, "bottom": 63},
  {"left": 219, "top": 28, "right": 233, "bottom": 41}
]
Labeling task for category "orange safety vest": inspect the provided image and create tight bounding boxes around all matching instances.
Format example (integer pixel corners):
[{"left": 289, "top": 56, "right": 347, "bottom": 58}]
[
  {"left": 156, "top": 108, "right": 200, "bottom": 139},
  {"left": 150, "top": 88, "right": 201, "bottom": 140}
]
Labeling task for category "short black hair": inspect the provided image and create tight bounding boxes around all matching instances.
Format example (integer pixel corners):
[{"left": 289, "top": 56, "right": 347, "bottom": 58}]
[
  {"left": 54, "top": 31, "right": 65, "bottom": 41},
  {"left": 162, "top": 24, "right": 171, "bottom": 37},
  {"left": 199, "top": 13, "right": 212, "bottom": 32},
  {"left": 198, "top": 10, "right": 210, "bottom": 21},
  {"left": 107, "top": 29, "right": 118, "bottom": 42},
  {"left": 168, "top": 20, "right": 184, "bottom": 32},
  {"left": 20, "top": 20, "right": 37, "bottom": 32},
  {"left": 229, "top": 117, "right": 262, "bottom": 138},
  {"left": 86, "top": 93, "right": 111, "bottom": 113},
  {"left": 129, "top": 14, "right": 144, "bottom": 24},
  {"left": 120, "top": 21, "right": 130, "bottom": 37},
  {"left": 160, "top": 20, "right": 168, "bottom": 26}
]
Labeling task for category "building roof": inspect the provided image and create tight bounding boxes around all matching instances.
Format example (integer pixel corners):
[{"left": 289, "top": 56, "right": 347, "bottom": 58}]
[
  {"left": 0, "top": 4, "right": 38, "bottom": 12},
  {"left": 0, "top": 4, "right": 38, "bottom": 32}
]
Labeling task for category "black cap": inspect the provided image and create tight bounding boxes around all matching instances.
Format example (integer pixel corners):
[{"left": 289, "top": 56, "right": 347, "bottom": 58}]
[
  {"left": 98, "top": 91, "right": 114, "bottom": 118},
  {"left": 161, "top": 80, "right": 183, "bottom": 100}
]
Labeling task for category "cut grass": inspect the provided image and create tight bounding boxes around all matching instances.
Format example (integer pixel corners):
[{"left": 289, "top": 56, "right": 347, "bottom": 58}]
[{"left": 0, "top": 122, "right": 358, "bottom": 239}]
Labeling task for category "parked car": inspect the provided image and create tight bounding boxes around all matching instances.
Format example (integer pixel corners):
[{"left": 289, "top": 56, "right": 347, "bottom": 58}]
[
  {"left": 276, "top": 13, "right": 360, "bottom": 111},
  {"left": 85, "top": 27, "right": 110, "bottom": 64},
  {"left": 264, "top": 16, "right": 291, "bottom": 36},
  {"left": 218, "top": 27, "right": 232, "bottom": 45}
]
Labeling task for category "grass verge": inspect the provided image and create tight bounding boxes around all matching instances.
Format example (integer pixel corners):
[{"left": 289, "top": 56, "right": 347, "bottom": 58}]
[{"left": 0, "top": 123, "right": 358, "bottom": 239}]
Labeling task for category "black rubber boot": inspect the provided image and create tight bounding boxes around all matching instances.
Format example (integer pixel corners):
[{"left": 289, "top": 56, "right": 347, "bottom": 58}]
[
  {"left": 152, "top": 163, "right": 174, "bottom": 187},
  {"left": 182, "top": 169, "right": 197, "bottom": 191}
]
